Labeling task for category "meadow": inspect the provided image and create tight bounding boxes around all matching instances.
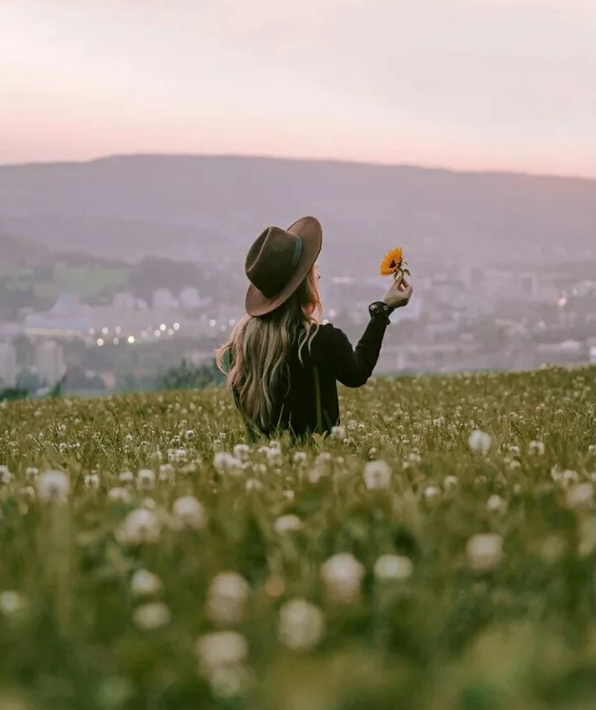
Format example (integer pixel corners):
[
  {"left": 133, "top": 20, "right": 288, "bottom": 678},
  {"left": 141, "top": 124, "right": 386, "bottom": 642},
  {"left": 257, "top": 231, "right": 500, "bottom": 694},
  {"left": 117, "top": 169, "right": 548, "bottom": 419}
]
[{"left": 0, "top": 366, "right": 595, "bottom": 710}]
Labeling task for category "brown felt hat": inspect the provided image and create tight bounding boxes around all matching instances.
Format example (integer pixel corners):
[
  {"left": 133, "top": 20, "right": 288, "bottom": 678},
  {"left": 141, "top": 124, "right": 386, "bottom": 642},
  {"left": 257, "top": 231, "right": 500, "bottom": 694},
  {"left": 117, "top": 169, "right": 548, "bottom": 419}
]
[{"left": 245, "top": 216, "right": 322, "bottom": 317}]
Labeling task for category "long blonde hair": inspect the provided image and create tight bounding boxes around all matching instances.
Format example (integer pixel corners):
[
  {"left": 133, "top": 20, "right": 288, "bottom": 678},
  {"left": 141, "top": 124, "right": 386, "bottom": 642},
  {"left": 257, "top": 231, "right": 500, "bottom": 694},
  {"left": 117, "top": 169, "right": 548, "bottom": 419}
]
[{"left": 216, "top": 267, "right": 322, "bottom": 432}]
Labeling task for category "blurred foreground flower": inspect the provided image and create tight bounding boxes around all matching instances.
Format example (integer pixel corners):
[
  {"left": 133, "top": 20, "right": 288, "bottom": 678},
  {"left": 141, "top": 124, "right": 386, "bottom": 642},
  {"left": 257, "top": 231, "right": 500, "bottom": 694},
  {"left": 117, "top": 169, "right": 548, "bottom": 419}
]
[
  {"left": 565, "top": 482, "right": 594, "bottom": 510},
  {"left": 233, "top": 444, "right": 250, "bottom": 462},
  {"left": 466, "top": 533, "right": 503, "bottom": 571},
  {"left": 0, "top": 465, "right": 13, "bottom": 485},
  {"left": 172, "top": 495, "right": 207, "bottom": 530},
  {"left": 321, "top": 553, "right": 365, "bottom": 603},
  {"left": 374, "top": 554, "right": 413, "bottom": 581},
  {"left": 37, "top": 470, "right": 70, "bottom": 502},
  {"left": 83, "top": 472, "right": 100, "bottom": 489},
  {"left": 207, "top": 572, "right": 250, "bottom": 625},
  {"left": 116, "top": 508, "right": 161, "bottom": 546},
  {"left": 130, "top": 569, "right": 162, "bottom": 597},
  {"left": 278, "top": 598, "right": 325, "bottom": 651},
  {"left": 486, "top": 494, "right": 507, "bottom": 513},
  {"left": 273, "top": 514, "right": 303, "bottom": 534},
  {"left": 528, "top": 440, "right": 545, "bottom": 456},
  {"left": 133, "top": 602, "right": 170, "bottom": 630},
  {"left": 107, "top": 486, "right": 130, "bottom": 503},
  {"left": 468, "top": 430, "right": 492, "bottom": 454},
  {"left": 363, "top": 460, "right": 392, "bottom": 491},
  {"left": 331, "top": 425, "right": 346, "bottom": 439},
  {"left": 213, "top": 452, "right": 243, "bottom": 475},
  {"left": 0, "top": 590, "right": 27, "bottom": 617},
  {"left": 136, "top": 468, "right": 155, "bottom": 490},
  {"left": 196, "top": 631, "right": 249, "bottom": 687}
]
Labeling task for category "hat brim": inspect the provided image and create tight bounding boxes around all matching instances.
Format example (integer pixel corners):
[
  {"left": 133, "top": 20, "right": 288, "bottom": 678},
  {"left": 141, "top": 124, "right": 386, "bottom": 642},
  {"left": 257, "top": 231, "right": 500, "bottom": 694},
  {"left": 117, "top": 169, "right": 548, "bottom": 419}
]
[{"left": 245, "top": 216, "right": 322, "bottom": 317}]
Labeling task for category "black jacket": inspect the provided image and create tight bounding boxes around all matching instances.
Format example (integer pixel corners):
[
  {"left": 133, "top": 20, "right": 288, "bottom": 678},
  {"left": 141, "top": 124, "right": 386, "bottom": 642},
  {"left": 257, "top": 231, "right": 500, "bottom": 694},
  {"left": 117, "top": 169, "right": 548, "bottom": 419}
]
[{"left": 231, "top": 309, "right": 390, "bottom": 441}]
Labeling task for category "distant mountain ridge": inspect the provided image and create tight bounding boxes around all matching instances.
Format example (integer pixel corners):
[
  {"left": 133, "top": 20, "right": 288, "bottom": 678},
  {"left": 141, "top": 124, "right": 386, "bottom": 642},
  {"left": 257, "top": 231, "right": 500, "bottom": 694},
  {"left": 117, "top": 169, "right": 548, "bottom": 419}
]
[{"left": 0, "top": 154, "right": 594, "bottom": 268}]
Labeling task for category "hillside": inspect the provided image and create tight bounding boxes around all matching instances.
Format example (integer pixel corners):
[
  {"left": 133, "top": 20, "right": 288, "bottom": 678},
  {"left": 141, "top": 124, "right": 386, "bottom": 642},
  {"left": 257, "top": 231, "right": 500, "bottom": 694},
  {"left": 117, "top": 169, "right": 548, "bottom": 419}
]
[
  {"left": 0, "top": 155, "right": 594, "bottom": 267},
  {"left": 0, "top": 232, "right": 48, "bottom": 273}
]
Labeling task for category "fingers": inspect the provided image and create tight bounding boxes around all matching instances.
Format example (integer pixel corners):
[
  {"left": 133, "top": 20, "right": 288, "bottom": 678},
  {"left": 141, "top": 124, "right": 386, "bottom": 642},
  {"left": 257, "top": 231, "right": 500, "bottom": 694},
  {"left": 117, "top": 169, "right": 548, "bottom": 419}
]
[{"left": 394, "top": 272, "right": 403, "bottom": 287}]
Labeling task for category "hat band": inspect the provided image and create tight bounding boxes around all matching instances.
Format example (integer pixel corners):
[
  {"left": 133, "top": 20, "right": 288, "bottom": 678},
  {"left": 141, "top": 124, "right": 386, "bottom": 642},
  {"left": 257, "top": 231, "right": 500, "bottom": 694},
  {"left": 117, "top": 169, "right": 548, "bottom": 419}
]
[{"left": 289, "top": 236, "right": 303, "bottom": 271}]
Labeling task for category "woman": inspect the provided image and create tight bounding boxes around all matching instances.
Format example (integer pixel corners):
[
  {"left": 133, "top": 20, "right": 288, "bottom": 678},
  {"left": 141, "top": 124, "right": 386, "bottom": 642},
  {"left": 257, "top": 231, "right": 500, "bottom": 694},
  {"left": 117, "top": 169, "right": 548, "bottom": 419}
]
[{"left": 216, "top": 216, "right": 413, "bottom": 441}]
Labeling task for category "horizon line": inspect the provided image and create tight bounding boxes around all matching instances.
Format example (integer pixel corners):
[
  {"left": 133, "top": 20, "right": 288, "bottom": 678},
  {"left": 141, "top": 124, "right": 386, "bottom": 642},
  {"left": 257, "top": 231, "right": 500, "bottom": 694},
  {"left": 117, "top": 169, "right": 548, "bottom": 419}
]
[{"left": 1, "top": 150, "right": 594, "bottom": 182}]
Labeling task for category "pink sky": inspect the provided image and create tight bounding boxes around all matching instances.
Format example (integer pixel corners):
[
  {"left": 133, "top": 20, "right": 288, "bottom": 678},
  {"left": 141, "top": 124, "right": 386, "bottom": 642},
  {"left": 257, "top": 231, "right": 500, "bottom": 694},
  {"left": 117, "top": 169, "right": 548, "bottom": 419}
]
[{"left": 2, "top": 0, "right": 594, "bottom": 176}]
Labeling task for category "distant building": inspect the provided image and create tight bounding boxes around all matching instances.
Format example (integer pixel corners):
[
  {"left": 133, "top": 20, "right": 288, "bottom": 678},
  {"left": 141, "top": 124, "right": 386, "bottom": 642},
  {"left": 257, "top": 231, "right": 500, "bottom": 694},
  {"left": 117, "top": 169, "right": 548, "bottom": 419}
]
[
  {"left": 0, "top": 341, "right": 17, "bottom": 387},
  {"left": 35, "top": 340, "right": 66, "bottom": 386},
  {"left": 25, "top": 293, "right": 93, "bottom": 336},
  {"left": 519, "top": 273, "right": 538, "bottom": 299}
]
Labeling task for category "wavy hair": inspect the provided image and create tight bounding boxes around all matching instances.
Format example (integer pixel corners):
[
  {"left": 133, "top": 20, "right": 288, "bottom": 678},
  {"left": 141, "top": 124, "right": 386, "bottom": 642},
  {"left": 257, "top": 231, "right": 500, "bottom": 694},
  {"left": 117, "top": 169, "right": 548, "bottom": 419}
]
[{"left": 216, "top": 267, "right": 322, "bottom": 433}]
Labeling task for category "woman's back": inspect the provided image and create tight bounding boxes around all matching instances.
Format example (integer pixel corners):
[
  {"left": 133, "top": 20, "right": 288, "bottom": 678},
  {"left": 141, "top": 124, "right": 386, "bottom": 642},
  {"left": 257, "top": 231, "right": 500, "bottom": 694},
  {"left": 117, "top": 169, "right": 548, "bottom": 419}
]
[
  {"left": 217, "top": 215, "right": 413, "bottom": 441},
  {"left": 238, "top": 316, "right": 391, "bottom": 440}
]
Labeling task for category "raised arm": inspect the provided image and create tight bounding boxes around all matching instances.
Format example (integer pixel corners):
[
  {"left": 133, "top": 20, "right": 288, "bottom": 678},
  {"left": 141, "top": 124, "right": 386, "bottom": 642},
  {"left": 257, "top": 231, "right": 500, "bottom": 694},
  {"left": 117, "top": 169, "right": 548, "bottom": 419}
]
[{"left": 314, "top": 274, "right": 414, "bottom": 387}]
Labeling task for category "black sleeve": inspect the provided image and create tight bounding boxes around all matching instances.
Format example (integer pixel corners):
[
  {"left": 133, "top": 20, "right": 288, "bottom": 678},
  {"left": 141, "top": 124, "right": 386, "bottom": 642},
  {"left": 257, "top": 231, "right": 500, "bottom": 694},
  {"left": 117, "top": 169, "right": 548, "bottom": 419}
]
[{"left": 315, "top": 316, "right": 388, "bottom": 388}]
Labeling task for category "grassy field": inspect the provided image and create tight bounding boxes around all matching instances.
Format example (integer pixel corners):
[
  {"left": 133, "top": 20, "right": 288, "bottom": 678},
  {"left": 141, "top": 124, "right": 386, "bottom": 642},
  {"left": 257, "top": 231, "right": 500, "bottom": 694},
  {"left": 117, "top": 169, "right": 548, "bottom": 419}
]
[{"left": 0, "top": 366, "right": 595, "bottom": 710}]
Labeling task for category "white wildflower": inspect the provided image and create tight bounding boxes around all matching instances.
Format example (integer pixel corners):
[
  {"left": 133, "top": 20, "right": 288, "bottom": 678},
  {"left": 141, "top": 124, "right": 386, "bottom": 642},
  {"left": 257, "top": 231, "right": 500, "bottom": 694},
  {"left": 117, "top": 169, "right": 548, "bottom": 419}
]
[
  {"left": 266, "top": 447, "right": 283, "bottom": 467},
  {"left": 320, "top": 553, "right": 365, "bottom": 603},
  {"left": 443, "top": 475, "right": 459, "bottom": 489},
  {"left": 424, "top": 485, "right": 440, "bottom": 499},
  {"left": 158, "top": 463, "right": 175, "bottom": 481},
  {"left": 207, "top": 572, "right": 250, "bottom": 625},
  {"left": 167, "top": 449, "right": 187, "bottom": 463},
  {"left": 233, "top": 444, "right": 250, "bottom": 462},
  {"left": 184, "top": 429, "right": 195, "bottom": 440},
  {"left": 119, "top": 470, "right": 134, "bottom": 484},
  {"left": 0, "top": 590, "right": 27, "bottom": 616},
  {"left": 565, "top": 483, "right": 594, "bottom": 510},
  {"left": 331, "top": 425, "right": 346, "bottom": 439},
  {"left": 373, "top": 554, "right": 413, "bottom": 582},
  {"left": 84, "top": 472, "right": 100, "bottom": 489},
  {"left": 528, "top": 440, "right": 545, "bottom": 456},
  {"left": 245, "top": 478, "right": 263, "bottom": 492},
  {"left": 130, "top": 569, "right": 162, "bottom": 597},
  {"left": 136, "top": 469, "right": 155, "bottom": 490},
  {"left": 213, "top": 452, "right": 243, "bottom": 475},
  {"left": 278, "top": 598, "right": 325, "bottom": 651},
  {"left": 363, "top": 460, "right": 392, "bottom": 491},
  {"left": 468, "top": 430, "right": 492, "bottom": 454},
  {"left": 172, "top": 496, "right": 207, "bottom": 530},
  {"left": 208, "top": 665, "right": 252, "bottom": 699},
  {"left": 466, "top": 533, "right": 504, "bottom": 572},
  {"left": 486, "top": 494, "right": 507, "bottom": 513},
  {"left": 116, "top": 508, "right": 161, "bottom": 546},
  {"left": 0, "top": 465, "right": 13, "bottom": 485},
  {"left": 293, "top": 451, "right": 307, "bottom": 465},
  {"left": 273, "top": 514, "right": 303, "bottom": 534},
  {"left": 108, "top": 487, "right": 130, "bottom": 503},
  {"left": 133, "top": 602, "right": 170, "bottom": 630},
  {"left": 37, "top": 470, "right": 70, "bottom": 503},
  {"left": 196, "top": 631, "right": 248, "bottom": 676}
]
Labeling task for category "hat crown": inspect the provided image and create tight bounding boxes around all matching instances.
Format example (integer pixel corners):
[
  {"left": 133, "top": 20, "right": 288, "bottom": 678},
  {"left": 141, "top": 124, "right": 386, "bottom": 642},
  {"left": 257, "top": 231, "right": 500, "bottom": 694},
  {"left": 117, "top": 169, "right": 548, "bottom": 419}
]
[{"left": 245, "top": 226, "right": 303, "bottom": 298}]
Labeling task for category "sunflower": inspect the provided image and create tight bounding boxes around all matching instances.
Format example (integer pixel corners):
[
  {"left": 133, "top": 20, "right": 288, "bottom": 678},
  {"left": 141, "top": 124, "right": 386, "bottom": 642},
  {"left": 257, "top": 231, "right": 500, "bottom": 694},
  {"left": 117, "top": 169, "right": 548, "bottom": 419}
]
[{"left": 380, "top": 247, "right": 403, "bottom": 277}]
